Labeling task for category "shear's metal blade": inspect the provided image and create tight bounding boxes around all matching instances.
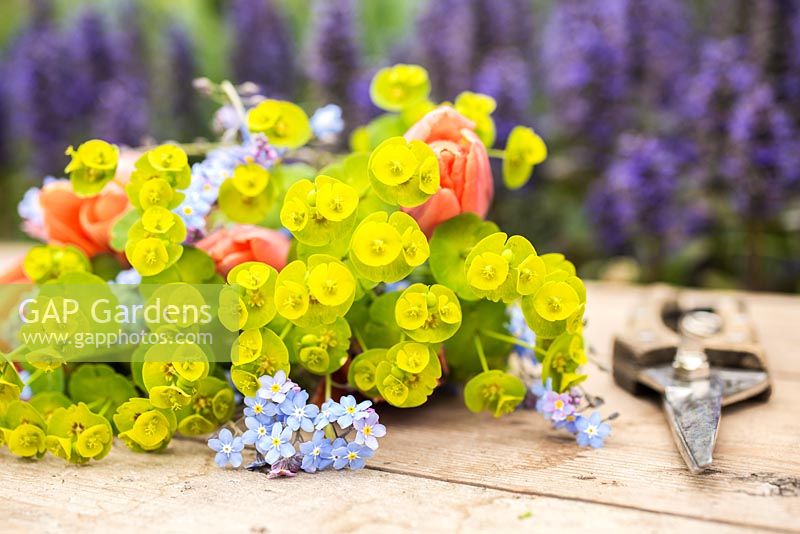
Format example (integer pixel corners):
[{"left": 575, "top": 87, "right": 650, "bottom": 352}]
[
  {"left": 641, "top": 365, "right": 770, "bottom": 406},
  {"left": 662, "top": 376, "right": 723, "bottom": 474}
]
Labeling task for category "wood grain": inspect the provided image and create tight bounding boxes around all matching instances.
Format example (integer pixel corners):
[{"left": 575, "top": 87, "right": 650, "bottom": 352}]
[
  {"left": 0, "top": 244, "right": 799, "bottom": 532},
  {"left": 0, "top": 440, "right": 755, "bottom": 534}
]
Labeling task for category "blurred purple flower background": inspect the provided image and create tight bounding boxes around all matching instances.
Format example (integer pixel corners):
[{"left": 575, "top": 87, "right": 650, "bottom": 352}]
[{"left": 0, "top": 0, "right": 798, "bottom": 291}]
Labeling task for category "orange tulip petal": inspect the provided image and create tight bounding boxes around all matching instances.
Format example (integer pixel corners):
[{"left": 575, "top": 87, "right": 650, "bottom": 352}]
[
  {"left": 195, "top": 228, "right": 229, "bottom": 254},
  {"left": 250, "top": 232, "right": 291, "bottom": 271},
  {"left": 404, "top": 105, "right": 475, "bottom": 144},
  {"left": 404, "top": 188, "right": 461, "bottom": 237},
  {"left": 218, "top": 251, "right": 256, "bottom": 276},
  {"left": 460, "top": 129, "right": 493, "bottom": 217},
  {"left": 0, "top": 257, "right": 28, "bottom": 284}
]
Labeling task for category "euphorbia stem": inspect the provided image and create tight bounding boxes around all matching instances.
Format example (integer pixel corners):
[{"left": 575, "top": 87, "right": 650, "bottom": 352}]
[
  {"left": 98, "top": 398, "right": 113, "bottom": 418},
  {"left": 325, "top": 374, "right": 332, "bottom": 401},
  {"left": 24, "top": 368, "right": 44, "bottom": 387},
  {"left": 220, "top": 79, "right": 250, "bottom": 141},
  {"left": 353, "top": 329, "right": 368, "bottom": 352},
  {"left": 479, "top": 329, "right": 547, "bottom": 359},
  {"left": 487, "top": 148, "right": 506, "bottom": 159},
  {"left": 474, "top": 336, "right": 489, "bottom": 373},
  {"left": 279, "top": 323, "right": 293, "bottom": 340},
  {"left": 4, "top": 345, "right": 29, "bottom": 363}
]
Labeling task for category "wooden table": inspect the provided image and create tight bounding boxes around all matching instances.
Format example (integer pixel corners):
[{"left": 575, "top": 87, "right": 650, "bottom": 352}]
[{"left": 0, "top": 245, "right": 798, "bottom": 532}]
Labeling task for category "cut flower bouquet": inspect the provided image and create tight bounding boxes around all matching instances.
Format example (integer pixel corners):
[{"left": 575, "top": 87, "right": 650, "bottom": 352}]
[{"left": 0, "top": 64, "right": 612, "bottom": 477}]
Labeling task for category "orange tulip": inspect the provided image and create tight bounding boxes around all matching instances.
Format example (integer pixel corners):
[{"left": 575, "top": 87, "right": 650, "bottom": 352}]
[
  {"left": 0, "top": 256, "right": 28, "bottom": 284},
  {"left": 403, "top": 106, "right": 494, "bottom": 235},
  {"left": 196, "top": 225, "right": 291, "bottom": 276},
  {"left": 39, "top": 181, "right": 130, "bottom": 257}
]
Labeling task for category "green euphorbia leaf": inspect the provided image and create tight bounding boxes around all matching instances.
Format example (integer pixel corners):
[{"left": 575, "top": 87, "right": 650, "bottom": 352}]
[
  {"left": 351, "top": 113, "right": 407, "bottom": 152},
  {"left": 110, "top": 210, "right": 139, "bottom": 253},
  {"left": 429, "top": 213, "right": 498, "bottom": 301},
  {"left": 348, "top": 348, "right": 388, "bottom": 397},
  {"left": 443, "top": 300, "right": 512, "bottom": 382},
  {"left": 29, "top": 392, "right": 72, "bottom": 421},
  {"left": 67, "top": 364, "right": 137, "bottom": 428}
]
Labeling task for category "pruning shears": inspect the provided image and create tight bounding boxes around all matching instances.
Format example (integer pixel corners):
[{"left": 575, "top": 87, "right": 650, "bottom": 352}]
[{"left": 612, "top": 286, "right": 771, "bottom": 473}]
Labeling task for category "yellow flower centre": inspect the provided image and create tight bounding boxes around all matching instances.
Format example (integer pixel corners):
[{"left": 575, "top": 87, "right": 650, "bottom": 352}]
[
  {"left": 389, "top": 160, "right": 404, "bottom": 176},
  {"left": 246, "top": 289, "right": 265, "bottom": 308},
  {"left": 163, "top": 363, "right": 177, "bottom": 379},
  {"left": 328, "top": 197, "right": 343, "bottom": 213},
  {"left": 323, "top": 279, "right": 337, "bottom": 294},
  {"left": 482, "top": 383, "right": 502, "bottom": 402},
  {"left": 145, "top": 249, "right": 158, "bottom": 265},
  {"left": 347, "top": 451, "right": 359, "bottom": 461},
  {"left": 143, "top": 419, "right": 159, "bottom": 437},
  {"left": 272, "top": 437, "right": 281, "bottom": 447}
]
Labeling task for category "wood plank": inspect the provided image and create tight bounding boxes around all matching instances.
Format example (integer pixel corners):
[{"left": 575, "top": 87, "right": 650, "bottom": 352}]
[
  {"left": 363, "top": 281, "right": 800, "bottom": 531},
  {"left": 0, "top": 440, "right": 753, "bottom": 534},
  {"left": 1, "top": 245, "right": 798, "bottom": 531},
  {"left": 372, "top": 378, "right": 799, "bottom": 531}
]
